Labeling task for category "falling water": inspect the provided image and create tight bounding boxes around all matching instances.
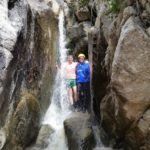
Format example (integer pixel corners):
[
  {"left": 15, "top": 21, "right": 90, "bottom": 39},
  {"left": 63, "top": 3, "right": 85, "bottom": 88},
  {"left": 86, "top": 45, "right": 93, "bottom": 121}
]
[
  {"left": 43, "top": 10, "right": 70, "bottom": 150},
  {"left": 0, "top": 129, "right": 6, "bottom": 150}
]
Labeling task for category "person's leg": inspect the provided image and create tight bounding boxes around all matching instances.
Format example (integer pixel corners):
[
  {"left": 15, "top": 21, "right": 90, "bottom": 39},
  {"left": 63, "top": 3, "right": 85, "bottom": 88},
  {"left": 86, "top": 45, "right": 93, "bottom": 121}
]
[
  {"left": 68, "top": 88, "right": 74, "bottom": 105},
  {"left": 85, "top": 82, "right": 91, "bottom": 112},
  {"left": 77, "top": 83, "right": 83, "bottom": 111},
  {"left": 82, "top": 83, "right": 87, "bottom": 112},
  {"left": 73, "top": 86, "right": 77, "bottom": 102},
  {"left": 72, "top": 85, "right": 78, "bottom": 110}
]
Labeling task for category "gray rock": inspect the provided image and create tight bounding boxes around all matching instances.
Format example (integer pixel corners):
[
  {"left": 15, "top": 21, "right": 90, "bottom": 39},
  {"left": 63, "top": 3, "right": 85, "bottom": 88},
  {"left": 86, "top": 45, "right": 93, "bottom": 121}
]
[
  {"left": 138, "top": 109, "right": 150, "bottom": 133},
  {"left": 0, "top": 48, "right": 13, "bottom": 80},
  {"left": 112, "top": 16, "right": 150, "bottom": 120},
  {"left": 93, "top": 147, "right": 113, "bottom": 150},
  {"left": 146, "top": 27, "right": 150, "bottom": 36},
  {"left": 140, "top": 0, "right": 147, "bottom": 7},
  {"left": 120, "top": 6, "right": 137, "bottom": 27},
  {"left": 5, "top": 93, "right": 40, "bottom": 149},
  {"left": 64, "top": 112, "right": 95, "bottom": 150},
  {"left": 123, "top": 6, "right": 136, "bottom": 18},
  {"left": 0, "top": 0, "right": 26, "bottom": 96},
  {"left": 146, "top": 2, "right": 150, "bottom": 14},
  {"left": 141, "top": 10, "right": 149, "bottom": 19},
  {"left": 75, "top": 6, "right": 90, "bottom": 22},
  {"left": 0, "top": 48, "right": 13, "bottom": 100},
  {"left": 0, "top": 0, "right": 24, "bottom": 52},
  {"left": 25, "top": 124, "right": 54, "bottom": 150},
  {"left": 82, "top": 21, "right": 92, "bottom": 36},
  {"left": 67, "top": 23, "right": 85, "bottom": 41},
  {"left": 101, "top": 16, "right": 150, "bottom": 149},
  {"left": 35, "top": 124, "right": 54, "bottom": 148}
]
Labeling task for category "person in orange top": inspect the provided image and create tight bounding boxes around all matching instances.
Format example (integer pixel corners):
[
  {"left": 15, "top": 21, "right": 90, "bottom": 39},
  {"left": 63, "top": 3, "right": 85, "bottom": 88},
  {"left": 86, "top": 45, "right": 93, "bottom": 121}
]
[{"left": 64, "top": 55, "right": 78, "bottom": 110}]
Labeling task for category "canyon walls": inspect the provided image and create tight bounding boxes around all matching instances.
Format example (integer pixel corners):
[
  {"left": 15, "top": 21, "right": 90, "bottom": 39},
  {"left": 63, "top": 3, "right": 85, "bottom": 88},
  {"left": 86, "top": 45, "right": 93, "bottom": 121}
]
[
  {"left": 0, "top": 0, "right": 58, "bottom": 149},
  {"left": 64, "top": 0, "right": 150, "bottom": 149}
]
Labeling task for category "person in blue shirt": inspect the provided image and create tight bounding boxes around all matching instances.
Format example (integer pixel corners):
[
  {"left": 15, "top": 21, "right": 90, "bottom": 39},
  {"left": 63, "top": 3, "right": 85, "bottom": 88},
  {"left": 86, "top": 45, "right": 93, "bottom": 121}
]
[{"left": 76, "top": 53, "right": 91, "bottom": 113}]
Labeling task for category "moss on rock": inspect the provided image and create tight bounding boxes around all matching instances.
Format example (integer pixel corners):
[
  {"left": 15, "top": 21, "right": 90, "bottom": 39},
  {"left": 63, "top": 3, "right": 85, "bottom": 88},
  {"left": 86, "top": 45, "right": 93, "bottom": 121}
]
[{"left": 5, "top": 93, "right": 40, "bottom": 150}]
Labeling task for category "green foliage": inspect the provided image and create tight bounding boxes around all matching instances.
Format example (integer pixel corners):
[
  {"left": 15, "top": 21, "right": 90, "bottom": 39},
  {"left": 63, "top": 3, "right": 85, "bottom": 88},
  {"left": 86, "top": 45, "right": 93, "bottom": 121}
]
[
  {"left": 68, "top": 48, "right": 74, "bottom": 55},
  {"left": 79, "top": 0, "right": 90, "bottom": 7},
  {"left": 107, "top": 0, "right": 121, "bottom": 13}
]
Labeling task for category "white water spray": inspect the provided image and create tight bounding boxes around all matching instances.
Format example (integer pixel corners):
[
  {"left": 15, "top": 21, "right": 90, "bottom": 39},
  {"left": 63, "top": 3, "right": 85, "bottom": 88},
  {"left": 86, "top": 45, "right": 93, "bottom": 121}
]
[{"left": 43, "top": 10, "right": 70, "bottom": 150}]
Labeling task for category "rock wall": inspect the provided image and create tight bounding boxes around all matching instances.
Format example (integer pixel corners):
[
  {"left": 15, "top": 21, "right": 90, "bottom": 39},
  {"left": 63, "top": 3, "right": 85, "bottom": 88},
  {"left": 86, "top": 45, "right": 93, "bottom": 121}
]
[
  {"left": 64, "top": 0, "right": 150, "bottom": 149},
  {"left": 0, "top": 0, "right": 58, "bottom": 149}
]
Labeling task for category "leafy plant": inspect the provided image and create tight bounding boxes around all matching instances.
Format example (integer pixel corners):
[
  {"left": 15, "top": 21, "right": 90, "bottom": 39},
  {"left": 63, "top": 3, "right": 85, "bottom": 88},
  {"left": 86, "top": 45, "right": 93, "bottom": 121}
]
[
  {"left": 79, "top": 0, "right": 90, "bottom": 7},
  {"left": 68, "top": 48, "right": 74, "bottom": 55},
  {"left": 107, "top": 0, "right": 121, "bottom": 13}
]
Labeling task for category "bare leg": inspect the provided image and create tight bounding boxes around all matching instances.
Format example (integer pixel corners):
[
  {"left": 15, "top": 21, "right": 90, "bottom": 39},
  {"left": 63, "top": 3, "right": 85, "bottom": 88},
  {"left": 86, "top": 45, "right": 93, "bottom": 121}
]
[
  {"left": 68, "top": 88, "right": 74, "bottom": 105},
  {"left": 72, "top": 86, "right": 77, "bottom": 102}
]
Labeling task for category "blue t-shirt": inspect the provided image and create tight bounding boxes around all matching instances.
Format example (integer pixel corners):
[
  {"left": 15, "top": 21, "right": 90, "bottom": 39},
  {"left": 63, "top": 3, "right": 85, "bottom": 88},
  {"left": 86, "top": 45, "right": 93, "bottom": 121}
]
[{"left": 76, "top": 62, "right": 90, "bottom": 83}]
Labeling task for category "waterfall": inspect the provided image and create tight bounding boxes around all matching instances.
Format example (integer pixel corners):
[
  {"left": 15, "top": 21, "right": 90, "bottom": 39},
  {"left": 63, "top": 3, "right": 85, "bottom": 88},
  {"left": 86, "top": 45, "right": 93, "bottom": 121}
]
[{"left": 42, "top": 10, "right": 70, "bottom": 150}]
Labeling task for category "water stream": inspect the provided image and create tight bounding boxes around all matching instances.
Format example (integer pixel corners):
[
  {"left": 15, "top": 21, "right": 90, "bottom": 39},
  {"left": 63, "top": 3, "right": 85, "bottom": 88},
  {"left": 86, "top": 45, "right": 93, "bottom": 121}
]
[{"left": 42, "top": 10, "right": 70, "bottom": 150}]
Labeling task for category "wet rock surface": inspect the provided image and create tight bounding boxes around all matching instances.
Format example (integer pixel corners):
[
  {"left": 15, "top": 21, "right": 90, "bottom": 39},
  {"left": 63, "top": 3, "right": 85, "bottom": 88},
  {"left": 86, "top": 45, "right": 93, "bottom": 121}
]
[
  {"left": 65, "top": 0, "right": 150, "bottom": 149},
  {"left": 3, "top": 93, "right": 40, "bottom": 150},
  {"left": 25, "top": 124, "right": 54, "bottom": 150},
  {"left": 0, "top": 129, "right": 6, "bottom": 150},
  {"left": 0, "top": 0, "right": 25, "bottom": 114},
  {"left": 35, "top": 124, "right": 54, "bottom": 148},
  {"left": 0, "top": 0, "right": 58, "bottom": 124},
  {"left": 75, "top": 6, "right": 90, "bottom": 22},
  {"left": 0, "top": 0, "right": 58, "bottom": 149},
  {"left": 93, "top": 148, "right": 113, "bottom": 150},
  {"left": 64, "top": 112, "right": 95, "bottom": 150}
]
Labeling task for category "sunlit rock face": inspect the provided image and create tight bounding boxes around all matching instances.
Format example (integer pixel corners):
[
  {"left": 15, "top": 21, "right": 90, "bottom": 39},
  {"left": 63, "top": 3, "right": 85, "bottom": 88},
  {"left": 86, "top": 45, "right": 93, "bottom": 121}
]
[
  {"left": 0, "top": 0, "right": 58, "bottom": 149},
  {"left": 0, "top": 0, "right": 25, "bottom": 96},
  {"left": 0, "top": 0, "right": 27, "bottom": 126}
]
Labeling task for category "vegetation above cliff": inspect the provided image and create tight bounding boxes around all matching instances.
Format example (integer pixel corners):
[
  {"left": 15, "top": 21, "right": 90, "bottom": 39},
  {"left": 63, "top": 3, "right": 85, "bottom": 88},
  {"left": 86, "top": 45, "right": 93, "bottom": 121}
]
[
  {"left": 80, "top": 0, "right": 90, "bottom": 7},
  {"left": 107, "top": 0, "right": 121, "bottom": 13}
]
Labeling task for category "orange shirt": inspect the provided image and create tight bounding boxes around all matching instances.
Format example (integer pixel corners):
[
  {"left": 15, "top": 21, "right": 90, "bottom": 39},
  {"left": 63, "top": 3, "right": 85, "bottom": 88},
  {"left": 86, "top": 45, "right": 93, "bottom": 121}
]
[{"left": 64, "top": 62, "right": 77, "bottom": 79}]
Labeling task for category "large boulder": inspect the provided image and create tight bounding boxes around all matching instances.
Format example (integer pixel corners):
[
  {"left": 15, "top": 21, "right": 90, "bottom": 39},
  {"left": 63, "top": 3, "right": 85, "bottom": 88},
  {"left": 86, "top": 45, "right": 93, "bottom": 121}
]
[
  {"left": 64, "top": 112, "right": 95, "bottom": 150},
  {"left": 67, "top": 23, "right": 85, "bottom": 41},
  {"left": 112, "top": 16, "right": 150, "bottom": 121},
  {"left": 75, "top": 6, "right": 90, "bottom": 22},
  {"left": 101, "top": 16, "right": 150, "bottom": 149},
  {"left": 35, "top": 124, "right": 54, "bottom": 148},
  {"left": 4, "top": 93, "right": 40, "bottom": 150}
]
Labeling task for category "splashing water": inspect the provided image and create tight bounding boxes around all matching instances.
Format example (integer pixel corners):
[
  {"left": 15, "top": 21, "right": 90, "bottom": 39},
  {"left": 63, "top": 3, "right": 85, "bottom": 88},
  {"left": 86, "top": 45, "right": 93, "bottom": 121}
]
[
  {"left": 0, "top": 129, "right": 6, "bottom": 150},
  {"left": 43, "top": 10, "right": 70, "bottom": 150}
]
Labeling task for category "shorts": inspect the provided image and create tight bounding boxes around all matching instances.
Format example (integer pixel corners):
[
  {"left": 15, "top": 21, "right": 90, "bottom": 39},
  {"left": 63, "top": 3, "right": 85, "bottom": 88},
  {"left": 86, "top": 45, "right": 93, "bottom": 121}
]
[{"left": 66, "top": 79, "right": 76, "bottom": 88}]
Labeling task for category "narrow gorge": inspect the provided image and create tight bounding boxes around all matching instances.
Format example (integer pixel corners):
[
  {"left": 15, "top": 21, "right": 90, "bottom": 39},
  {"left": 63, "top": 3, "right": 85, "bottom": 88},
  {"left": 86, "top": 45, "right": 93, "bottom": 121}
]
[{"left": 0, "top": 0, "right": 150, "bottom": 150}]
